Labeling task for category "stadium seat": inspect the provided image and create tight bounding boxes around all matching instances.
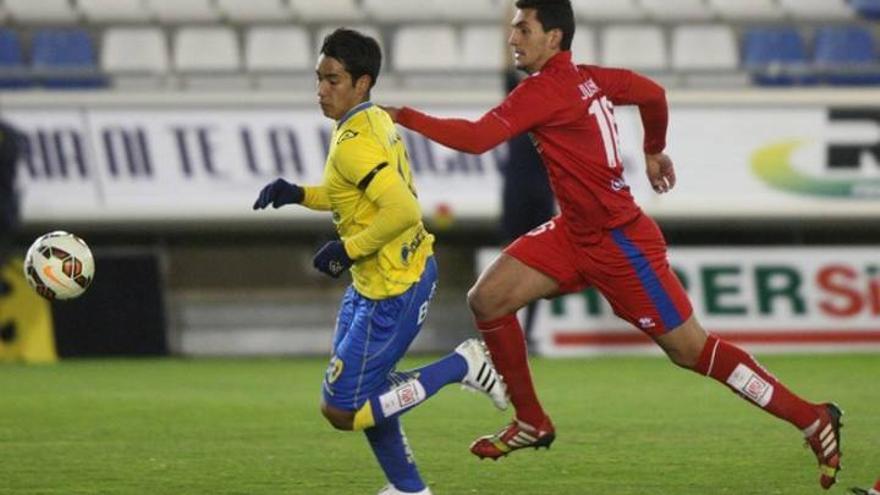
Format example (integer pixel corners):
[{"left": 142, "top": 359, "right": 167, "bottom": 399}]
[
  {"left": 289, "top": 0, "right": 365, "bottom": 22},
  {"left": 0, "top": 29, "right": 30, "bottom": 88},
  {"left": 245, "top": 27, "right": 310, "bottom": 72},
  {"left": 850, "top": 0, "right": 880, "bottom": 20},
  {"left": 78, "top": 0, "right": 153, "bottom": 23},
  {"left": 173, "top": 27, "right": 240, "bottom": 71},
  {"left": 217, "top": 0, "right": 295, "bottom": 23},
  {"left": 708, "top": 0, "right": 784, "bottom": 20},
  {"left": 742, "top": 26, "right": 811, "bottom": 85},
  {"left": 363, "top": 0, "right": 437, "bottom": 22},
  {"left": 5, "top": 0, "right": 78, "bottom": 23},
  {"left": 671, "top": 25, "right": 738, "bottom": 70},
  {"left": 572, "top": 0, "right": 646, "bottom": 21},
  {"left": 777, "top": 0, "right": 854, "bottom": 20},
  {"left": 461, "top": 25, "right": 505, "bottom": 71},
  {"left": 429, "top": 0, "right": 501, "bottom": 22},
  {"left": 393, "top": 26, "right": 458, "bottom": 71},
  {"left": 814, "top": 25, "right": 880, "bottom": 85},
  {"left": 571, "top": 26, "right": 597, "bottom": 65},
  {"left": 640, "top": 0, "right": 713, "bottom": 22},
  {"left": 101, "top": 28, "right": 169, "bottom": 87},
  {"left": 600, "top": 25, "right": 667, "bottom": 71},
  {"left": 148, "top": 0, "right": 221, "bottom": 23},
  {"left": 32, "top": 29, "right": 106, "bottom": 88}
]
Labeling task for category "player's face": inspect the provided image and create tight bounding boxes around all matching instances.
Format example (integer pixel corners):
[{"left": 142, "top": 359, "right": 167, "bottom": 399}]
[
  {"left": 315, "top": 55, "right": 367, "bottom": 121},
  {"left": 508, "top": 8, "right": 561, "bottom": 74}
]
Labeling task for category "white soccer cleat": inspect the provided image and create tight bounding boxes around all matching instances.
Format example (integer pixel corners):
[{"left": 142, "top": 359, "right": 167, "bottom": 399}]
[
  {"left": 455, "top": 338, "right": 508, "bottom": 411},
  {"left": 376, "top": 484, "right": 433, "bottom": 494}
]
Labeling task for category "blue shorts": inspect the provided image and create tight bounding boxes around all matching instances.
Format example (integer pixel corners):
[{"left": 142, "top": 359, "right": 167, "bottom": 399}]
[{"left": 322, "top": 257, "right": 438, "bottom": 411}]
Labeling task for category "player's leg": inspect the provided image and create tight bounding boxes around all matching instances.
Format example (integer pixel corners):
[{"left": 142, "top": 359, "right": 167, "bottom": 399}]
[
  {"left": 320, "top": 265, "right": 439, "bottom": 493},
  {"left": 322, "top": 258, "right": 505, "bottom": 431},
  {"left": 598, "top": 214, "right": 841, "bottom": 489},
  {"left": 468, "top": 218, "right": 585, "bottom": 459},
  {"left": 366, "top": 416, "right": 429, "bottom": 494},
  {"left": 656, "top": 316, "right": 842, "bottom": 489}
]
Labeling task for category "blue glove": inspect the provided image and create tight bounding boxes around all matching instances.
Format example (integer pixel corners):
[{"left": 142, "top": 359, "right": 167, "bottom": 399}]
[
  {"left": 252, "top": 178, "right": 305, "bottom": 210},
  {"left": 313, "top": 241, "right": 354, "bottom": 278}
]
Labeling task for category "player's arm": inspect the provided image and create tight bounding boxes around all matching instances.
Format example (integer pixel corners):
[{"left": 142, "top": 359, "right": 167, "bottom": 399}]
[
  {"left": 588, "top": 66, "right": 668, "bottom": 155},
  {"left": 343, "top": 167, "right": 420, "bottom": 259},
  {"left": 589, "top": 66, "right": 675, "bottom": 193},
  {"left": 252, "top": 179, "right": 332, "bottom": 211},
  {"left": 384, "top": 78, "right": 559, "bottom": 154}
]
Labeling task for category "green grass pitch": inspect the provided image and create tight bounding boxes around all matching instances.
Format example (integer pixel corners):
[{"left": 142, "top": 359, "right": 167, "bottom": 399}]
[{"left": 1, "top": 354, "right": 877, "bottom": 494}]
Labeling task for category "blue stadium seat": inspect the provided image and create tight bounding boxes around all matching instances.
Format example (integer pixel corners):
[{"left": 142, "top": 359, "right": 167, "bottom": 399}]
[
  {"left": 850, "top": 0, "right": 880, "bottom": 20},
  {"left": 0, "top": 29, "right": 31, "bottom": 88},
  {"left": 814, "top": 25, "right": 880, "bottom": 85},
  {"left": 742, "top": 27, "right": 813, "bottom": 85},
  {"left": 31, "top": 29, "right": 107, "bottom": 89}
]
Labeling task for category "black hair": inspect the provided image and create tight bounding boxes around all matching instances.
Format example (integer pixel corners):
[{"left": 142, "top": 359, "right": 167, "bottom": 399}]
[
  {"left": 320, "top": 28, "right": 382, "bottom": 91},
  {"left": 514, "top": 0, "right": 575, "bottom": 51}
]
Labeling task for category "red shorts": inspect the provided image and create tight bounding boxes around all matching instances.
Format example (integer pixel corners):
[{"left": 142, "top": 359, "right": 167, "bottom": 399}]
[{"left": 504, "top": 213, "right": 693, "bottom": 337}]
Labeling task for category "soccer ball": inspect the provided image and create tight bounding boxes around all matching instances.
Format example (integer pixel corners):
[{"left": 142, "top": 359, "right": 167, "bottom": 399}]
[{"left": 23, "top": 231, "right": 95, "bottom": 300}]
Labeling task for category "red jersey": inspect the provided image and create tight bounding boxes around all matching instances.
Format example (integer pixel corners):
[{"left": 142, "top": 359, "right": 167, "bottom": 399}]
[{"left": 397, "top": 51, "right": 669, "bottom": 245}]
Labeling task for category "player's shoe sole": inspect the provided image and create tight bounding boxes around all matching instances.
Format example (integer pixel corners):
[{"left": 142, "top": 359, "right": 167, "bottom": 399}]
[
  {"left": 804, "top": 402, "right": 843, "bottom": 490},
  {"left": 470, "top": 416, "right": 555, "bottom": 460},
  {"left": 377, "top": 484, "right": 432, "bottom": 494}
]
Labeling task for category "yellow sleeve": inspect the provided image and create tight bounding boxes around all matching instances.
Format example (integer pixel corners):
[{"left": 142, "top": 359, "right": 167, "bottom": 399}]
[
  {"left": 343, "top": 167, "right": 421, "bottom": 259},
  {"left": 334, "top": 135, "right": 388, "bottom": 186},
  {"left": 301, "top": 185, "right": 331, "bottom": 211}
]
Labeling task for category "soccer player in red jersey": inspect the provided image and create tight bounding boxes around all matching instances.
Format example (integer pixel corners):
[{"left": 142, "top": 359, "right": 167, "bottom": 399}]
[{"left": 383, "top": 0, "right": 843, "bottom": 489}]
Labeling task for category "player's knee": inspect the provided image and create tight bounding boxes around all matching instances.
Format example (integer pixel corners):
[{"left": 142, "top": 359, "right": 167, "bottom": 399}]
[
  {"left": 467, "top": 284, "right": 505, "bottom": 320},
  {"left": 320, "top": 403, "right": 354, "bottom": 431}
]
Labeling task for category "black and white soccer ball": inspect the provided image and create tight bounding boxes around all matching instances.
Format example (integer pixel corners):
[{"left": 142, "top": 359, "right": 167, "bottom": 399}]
[{"left": 23, "top": 231, "right": 95, "bottom": 300}]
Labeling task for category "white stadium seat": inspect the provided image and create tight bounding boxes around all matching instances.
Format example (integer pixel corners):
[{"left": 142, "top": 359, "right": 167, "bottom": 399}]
[
  {"left": 778, "top": 0, "right": 855, "bottom": 20},
  {"left": 571, "top": 26, "right": 597, "bottom": 65},
  {"left": 79, "top": 0, "right": 152, "bottom": 23},
  {"left": 316, "top": 26, "right": 384, "bottom": 52},
  {"left": 173, "top": 27, "right": 240, "bottom": 72},
  {"left": 640, "top": 0, "right": 714, "bottom": 22},
  {"left": 102, "top": 28, "right": 169, "bottom": 73},
  {"left": 430, "top": 0, "right": 502, "bottom": 22},
  {"left": 600, "top": 25, "right": 667, "bottom": 71},
  {"left": 5, "top": 0, "right": 78, "bottom": 23},
  {"left": 289, "top": 0, "right": 365, "bottom": 22},
  {"left": 461, "top": 26, "right": 505, "bottom": 71},
  {"left": 217, "top": 0, "right": 295, "bottom": 23},
  {"left": 245, "top": 27, "right": 311, "bottom": 72},
  {"left": 707, "top": 0, "right": 784, "bottom": 21},
  {"left": 571, "top": 0, "right": 646, "bottom": 22},
  {"left": 363, "top": 0, "right": 437, "bottom": 22},
  {"left": 671, "top": 25, "right": 738, "bottom": 70},
  {"left": 393, "top": 26, "right": 458, "bottom": 71},
  {"left": 148, "top": 0, "right": 221, "bottom": 23}
]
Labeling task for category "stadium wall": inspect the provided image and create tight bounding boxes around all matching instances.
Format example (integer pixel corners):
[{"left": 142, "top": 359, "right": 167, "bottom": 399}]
[{"left": 4, "top": 87, "right": 880, "bottom": 356}]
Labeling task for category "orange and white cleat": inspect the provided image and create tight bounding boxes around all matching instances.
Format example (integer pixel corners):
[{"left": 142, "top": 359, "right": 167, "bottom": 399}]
[
  {"left": 470, "top": 416, "right": 555, "bottom": 460},
  {"left": 803, "top": 403, "right": 844, "bottom": 490}
]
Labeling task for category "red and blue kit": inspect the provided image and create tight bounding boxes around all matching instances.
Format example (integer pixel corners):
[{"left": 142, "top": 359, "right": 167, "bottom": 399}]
[{"left": 398, "top": 51, "right": 692, "bottom": 335}]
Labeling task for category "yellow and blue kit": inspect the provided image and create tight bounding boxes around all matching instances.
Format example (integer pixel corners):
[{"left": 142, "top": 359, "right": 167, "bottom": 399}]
[{"left": 303, "top": 102, "right": 438, "bottom": 411}]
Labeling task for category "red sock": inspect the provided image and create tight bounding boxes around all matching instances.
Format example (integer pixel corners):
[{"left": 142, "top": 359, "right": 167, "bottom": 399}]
[
  {"left": 694, "top": 334, "right": 818, "bottom": 430},
  {"left": 476, "top": 314, "right": 546, "bottom": 426}
]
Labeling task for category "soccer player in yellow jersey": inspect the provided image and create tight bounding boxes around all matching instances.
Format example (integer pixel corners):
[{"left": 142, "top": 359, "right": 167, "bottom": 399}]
[{"left": 252, "top": 29, "right": 508, "bottom": 495}]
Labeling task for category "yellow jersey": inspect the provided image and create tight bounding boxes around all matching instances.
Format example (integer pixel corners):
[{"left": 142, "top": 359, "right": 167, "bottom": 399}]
[{"left": 302, "top": 102, "right": 434, "bottom": 300}]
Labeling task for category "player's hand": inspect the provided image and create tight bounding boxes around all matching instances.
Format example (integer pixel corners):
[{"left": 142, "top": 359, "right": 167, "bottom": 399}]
[
  {"left": 252, "top": 178, "right": 305, "bottom": 209},
  {"left": 645, "top": 152, "right": 676, "bottom": 194},
  {"left": 312, "top": 241, "right": 354, "bottom": 278},
  {"left": 380, "top": 105, "right": 401, "bottom": 122}
]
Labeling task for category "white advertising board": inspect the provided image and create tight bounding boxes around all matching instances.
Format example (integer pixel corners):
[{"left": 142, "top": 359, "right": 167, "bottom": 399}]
[
  {"left": 4, "top": 95, "right": 880, "bottom": 224},
  {"left": 477, "top": 246, "right": 880, "bottom": 356}
]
